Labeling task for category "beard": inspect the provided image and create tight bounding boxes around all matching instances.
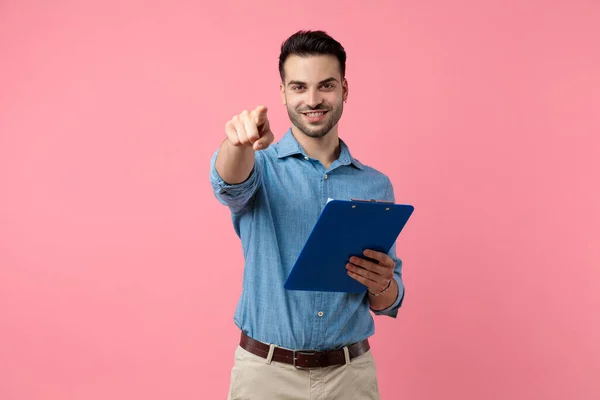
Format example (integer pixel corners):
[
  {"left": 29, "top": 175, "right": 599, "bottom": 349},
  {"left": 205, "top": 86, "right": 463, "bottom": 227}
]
[{"left": 286, "top": 102, "right": 343, "bottom": 138}]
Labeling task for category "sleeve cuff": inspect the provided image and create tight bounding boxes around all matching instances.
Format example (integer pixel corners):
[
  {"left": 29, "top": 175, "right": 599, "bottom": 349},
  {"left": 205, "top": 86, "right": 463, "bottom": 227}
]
[{"left": 209, "top": 149, "right": 261, "bottom": 212}]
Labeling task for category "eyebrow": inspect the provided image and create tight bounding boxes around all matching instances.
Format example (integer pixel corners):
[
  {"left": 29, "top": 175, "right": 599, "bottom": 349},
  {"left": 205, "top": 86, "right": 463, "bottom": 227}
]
[{"left": 287, "top": 77, "right": 339, "bottom": 87}]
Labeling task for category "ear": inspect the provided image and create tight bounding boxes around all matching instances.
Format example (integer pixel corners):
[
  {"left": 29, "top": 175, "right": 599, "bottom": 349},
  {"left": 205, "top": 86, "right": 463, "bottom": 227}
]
[
  {"left": 280, "top": 82, "right": 286, "bottom": 105},
  {"left": 342, "top": 78, "right": 349, "bottom": 102}
]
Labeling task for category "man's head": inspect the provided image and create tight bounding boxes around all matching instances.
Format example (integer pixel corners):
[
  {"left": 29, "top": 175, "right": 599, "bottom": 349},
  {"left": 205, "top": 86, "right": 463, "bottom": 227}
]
[{"left": 279, "top": 30, "right": 348, "bottom": 139}]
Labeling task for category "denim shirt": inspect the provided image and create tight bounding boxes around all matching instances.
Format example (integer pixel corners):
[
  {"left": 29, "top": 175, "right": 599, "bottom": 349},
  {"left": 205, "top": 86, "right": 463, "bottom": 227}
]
[{"left": 210, "top": 129, "right": 405, "bottom": 351}]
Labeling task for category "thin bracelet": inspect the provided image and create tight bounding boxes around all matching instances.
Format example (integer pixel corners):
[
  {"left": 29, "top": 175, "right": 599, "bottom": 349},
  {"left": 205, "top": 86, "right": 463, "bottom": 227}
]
[{"left": 368, "top": 279, "right": 392, "bottom": 296}]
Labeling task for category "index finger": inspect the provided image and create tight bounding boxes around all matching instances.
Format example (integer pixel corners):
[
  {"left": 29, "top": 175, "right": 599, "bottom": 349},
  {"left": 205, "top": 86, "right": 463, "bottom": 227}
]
[
  {"left": 363, "top": 249, "right": 395, "bottom": 268},
  {"left": 253, "top": 105, "right": 268, "bottom": 126}
]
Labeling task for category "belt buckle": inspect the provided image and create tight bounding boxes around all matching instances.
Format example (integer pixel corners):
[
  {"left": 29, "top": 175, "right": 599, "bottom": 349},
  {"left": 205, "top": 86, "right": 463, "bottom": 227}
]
[{"left": 292, "top": 349, "right": 318, "bottom": 369}]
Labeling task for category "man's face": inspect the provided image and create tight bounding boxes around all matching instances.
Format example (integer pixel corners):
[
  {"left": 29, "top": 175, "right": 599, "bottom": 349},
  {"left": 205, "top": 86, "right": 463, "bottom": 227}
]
[{"left": 280, "top": 54, "right": 348, "bottom": 139}]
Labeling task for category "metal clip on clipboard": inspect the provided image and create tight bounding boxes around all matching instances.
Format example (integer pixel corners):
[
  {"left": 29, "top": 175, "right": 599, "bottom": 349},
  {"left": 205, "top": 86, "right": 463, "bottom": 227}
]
[
  {"left": 349, "top": 198, "right": 395, "bottom": 211},
  {"left": 350, "top": 198, "right": 395, "bottom": 204}
]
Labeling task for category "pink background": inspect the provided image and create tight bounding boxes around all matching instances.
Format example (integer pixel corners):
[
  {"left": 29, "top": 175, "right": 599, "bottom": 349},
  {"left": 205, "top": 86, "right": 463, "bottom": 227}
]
[{"left": 1, "top": 1, "right": 599, "bottom": 399}]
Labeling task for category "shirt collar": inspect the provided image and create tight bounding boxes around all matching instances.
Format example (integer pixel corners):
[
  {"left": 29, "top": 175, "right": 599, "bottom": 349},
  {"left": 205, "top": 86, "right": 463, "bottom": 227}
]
[{"left": 275, "top": 128, "right": 364, "bottom": 170}]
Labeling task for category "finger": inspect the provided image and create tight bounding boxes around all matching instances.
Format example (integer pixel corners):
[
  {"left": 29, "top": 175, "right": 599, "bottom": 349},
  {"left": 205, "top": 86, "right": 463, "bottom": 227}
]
[
  {"left": 347, "top": 265, "right": 391, "bottom": 294},
  {"left": 225, "top": 120, "right": 240, "bottom": 146},
  {"left": 241, "top": 112, "right": 260, "bottom": 144},
  {"left": 231, "top": 115, "right": 248, "bottom": 146},
  {"left": 346, "top": 263, "right": 389, "bottom": 284},
  {"left": 346, "top": 269, "right": 377, "bottom": 288},
  {"left": 253, "top": 123, "right": 274, "bottom": 151},
  {"left": 234, "top": 120, "right": 249, "bottom": 146},
  {"left": 363, "top": 250, "right": 395, "bottom": 268},
  {"left": 349, "top": 256, "right": 393, "bottom": 278},
  {"left": 254, "top": 105, "right": 268, "bottom": 126}
]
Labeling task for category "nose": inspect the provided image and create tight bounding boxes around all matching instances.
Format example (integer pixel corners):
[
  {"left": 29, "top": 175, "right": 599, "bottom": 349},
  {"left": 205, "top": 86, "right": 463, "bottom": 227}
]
[{"left": 306, "top": 88, "right": 322, "bottom": 108}]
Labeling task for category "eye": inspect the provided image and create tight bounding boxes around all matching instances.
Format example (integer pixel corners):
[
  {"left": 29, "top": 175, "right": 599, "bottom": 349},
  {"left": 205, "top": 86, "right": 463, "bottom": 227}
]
[
  {"left": 322, "top": 83, "right": 335, "bottom": 90},
  {"left": 292, "top": 85, "right": 305, "bottom": 91}
]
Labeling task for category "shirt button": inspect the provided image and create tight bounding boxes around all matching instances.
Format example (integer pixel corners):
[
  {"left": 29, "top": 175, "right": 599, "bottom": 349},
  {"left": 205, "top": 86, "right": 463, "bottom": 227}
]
[
  {"left": 304, "top": 156, "right": 309, "bottom": 160},
  {"left": 318, "top": 311, "right": 324, "bottom": 317},
  {"left": 323, "top": 174, "right": 328, "bottom": 180}
]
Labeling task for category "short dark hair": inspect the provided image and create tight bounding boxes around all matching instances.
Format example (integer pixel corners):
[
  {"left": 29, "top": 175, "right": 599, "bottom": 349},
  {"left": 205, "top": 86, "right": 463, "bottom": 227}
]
[{"left": 278, "top": 30, "right": 347, "bottom": 82}]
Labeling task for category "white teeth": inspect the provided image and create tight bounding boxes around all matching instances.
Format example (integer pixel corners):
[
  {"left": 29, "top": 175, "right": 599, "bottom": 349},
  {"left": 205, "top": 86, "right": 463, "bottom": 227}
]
[{"left": 306, "top": 112, "right": 325, "bottom": 117}]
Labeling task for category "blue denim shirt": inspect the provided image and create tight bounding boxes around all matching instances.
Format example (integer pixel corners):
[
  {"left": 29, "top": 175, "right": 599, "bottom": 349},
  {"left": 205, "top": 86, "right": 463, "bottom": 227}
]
[{"left": 210, "top": 129, "right": 405, "bottom": 351}]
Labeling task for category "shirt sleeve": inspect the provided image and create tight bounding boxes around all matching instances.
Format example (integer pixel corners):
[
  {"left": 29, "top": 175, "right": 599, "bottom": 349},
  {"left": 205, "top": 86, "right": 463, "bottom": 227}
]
[
  {"left": 370, "top": 176, "right": 406, "bottom": 318},
  {"left": 370, "top": 242, "right": 405, "bottom": 318},
  {"left": 209, "top": 148, "right": 263, "bottom": 215}
]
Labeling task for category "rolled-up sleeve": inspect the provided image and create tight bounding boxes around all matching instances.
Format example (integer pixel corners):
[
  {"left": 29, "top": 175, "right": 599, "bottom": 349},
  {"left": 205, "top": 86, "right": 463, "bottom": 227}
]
[
  {"left": 371, "top": 177, "right": 406, "bottom": 318},
  {"left": 370, "top": 242, "right": 405, "bottom": 318},
  {"left": 209, "top": 149, "right": 263, "bottom": 215}
]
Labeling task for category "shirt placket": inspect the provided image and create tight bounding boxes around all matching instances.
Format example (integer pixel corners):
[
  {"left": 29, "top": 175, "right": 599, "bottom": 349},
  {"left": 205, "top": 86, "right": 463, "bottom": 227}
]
[{"left": 315, "top": 168, "right": 334, "bottom": 349}]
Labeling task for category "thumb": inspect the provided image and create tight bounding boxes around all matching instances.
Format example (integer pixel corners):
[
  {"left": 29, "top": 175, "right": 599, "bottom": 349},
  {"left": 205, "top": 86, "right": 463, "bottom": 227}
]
[{"left": 253, "top": 128, "right": 274, "bottom": 151}]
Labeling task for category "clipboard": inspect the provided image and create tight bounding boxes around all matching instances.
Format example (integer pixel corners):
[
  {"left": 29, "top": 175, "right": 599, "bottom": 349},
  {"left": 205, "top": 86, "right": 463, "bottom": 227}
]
[{"left": 283, "top": 199, "right": 414, "bottom": 293}]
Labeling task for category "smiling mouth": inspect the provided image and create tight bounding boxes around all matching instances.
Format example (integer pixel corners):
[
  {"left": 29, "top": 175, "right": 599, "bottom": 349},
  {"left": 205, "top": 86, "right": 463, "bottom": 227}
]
[{"left": 302, "top": 111, "right": 328, "bottom": 117}]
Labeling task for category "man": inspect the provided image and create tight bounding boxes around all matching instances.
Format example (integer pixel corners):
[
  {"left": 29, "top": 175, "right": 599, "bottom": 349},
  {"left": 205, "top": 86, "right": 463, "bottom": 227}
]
[{"left": 210, "top": 30, "right": 405, "bottom": 400}]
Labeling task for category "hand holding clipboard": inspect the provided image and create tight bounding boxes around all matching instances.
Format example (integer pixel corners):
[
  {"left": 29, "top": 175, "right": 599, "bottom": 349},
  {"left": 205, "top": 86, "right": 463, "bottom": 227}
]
[{"left": 284, "top": 199, "right": 414, "bottom": 293}]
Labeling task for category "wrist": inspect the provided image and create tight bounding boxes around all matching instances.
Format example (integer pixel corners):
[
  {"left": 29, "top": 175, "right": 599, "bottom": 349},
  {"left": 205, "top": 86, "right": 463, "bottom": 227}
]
[
  {"left": 368, "top": 279, "right": 392, "bottom": 296},
  {"left": 368, "top": 279, "right": 399, "bottom": 312}
]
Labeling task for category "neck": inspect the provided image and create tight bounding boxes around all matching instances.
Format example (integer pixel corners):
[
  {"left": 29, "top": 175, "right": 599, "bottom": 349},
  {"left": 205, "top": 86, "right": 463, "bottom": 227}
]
[{"left": 291, "top": 126, "right": 341, "bottom": 169}]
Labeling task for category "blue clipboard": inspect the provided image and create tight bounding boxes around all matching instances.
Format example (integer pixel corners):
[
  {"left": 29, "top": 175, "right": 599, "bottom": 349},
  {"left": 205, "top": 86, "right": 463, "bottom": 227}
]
[{"left": 284, "top": 199, "right": 414, "bottom": 293}]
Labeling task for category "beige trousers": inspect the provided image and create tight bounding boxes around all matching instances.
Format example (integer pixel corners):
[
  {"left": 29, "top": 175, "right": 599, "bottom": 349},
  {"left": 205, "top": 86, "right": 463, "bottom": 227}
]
[{"left": 227, "top": 345, "right": 380, "bottom": 400}]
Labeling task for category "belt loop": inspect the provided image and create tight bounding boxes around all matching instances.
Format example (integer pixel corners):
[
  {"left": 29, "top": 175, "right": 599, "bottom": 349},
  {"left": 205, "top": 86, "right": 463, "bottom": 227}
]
[
  {"left": 266, "top": 344, "right": 276, "bottom": 364},
  {"left": 343, "top": 346, "right": 351, "bottom": 364}
]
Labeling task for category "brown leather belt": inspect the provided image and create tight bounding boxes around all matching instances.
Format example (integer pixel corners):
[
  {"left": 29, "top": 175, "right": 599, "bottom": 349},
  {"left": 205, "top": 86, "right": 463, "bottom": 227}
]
[{"left": 239, "top": 332, "right": 370, "bottom": 368}]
